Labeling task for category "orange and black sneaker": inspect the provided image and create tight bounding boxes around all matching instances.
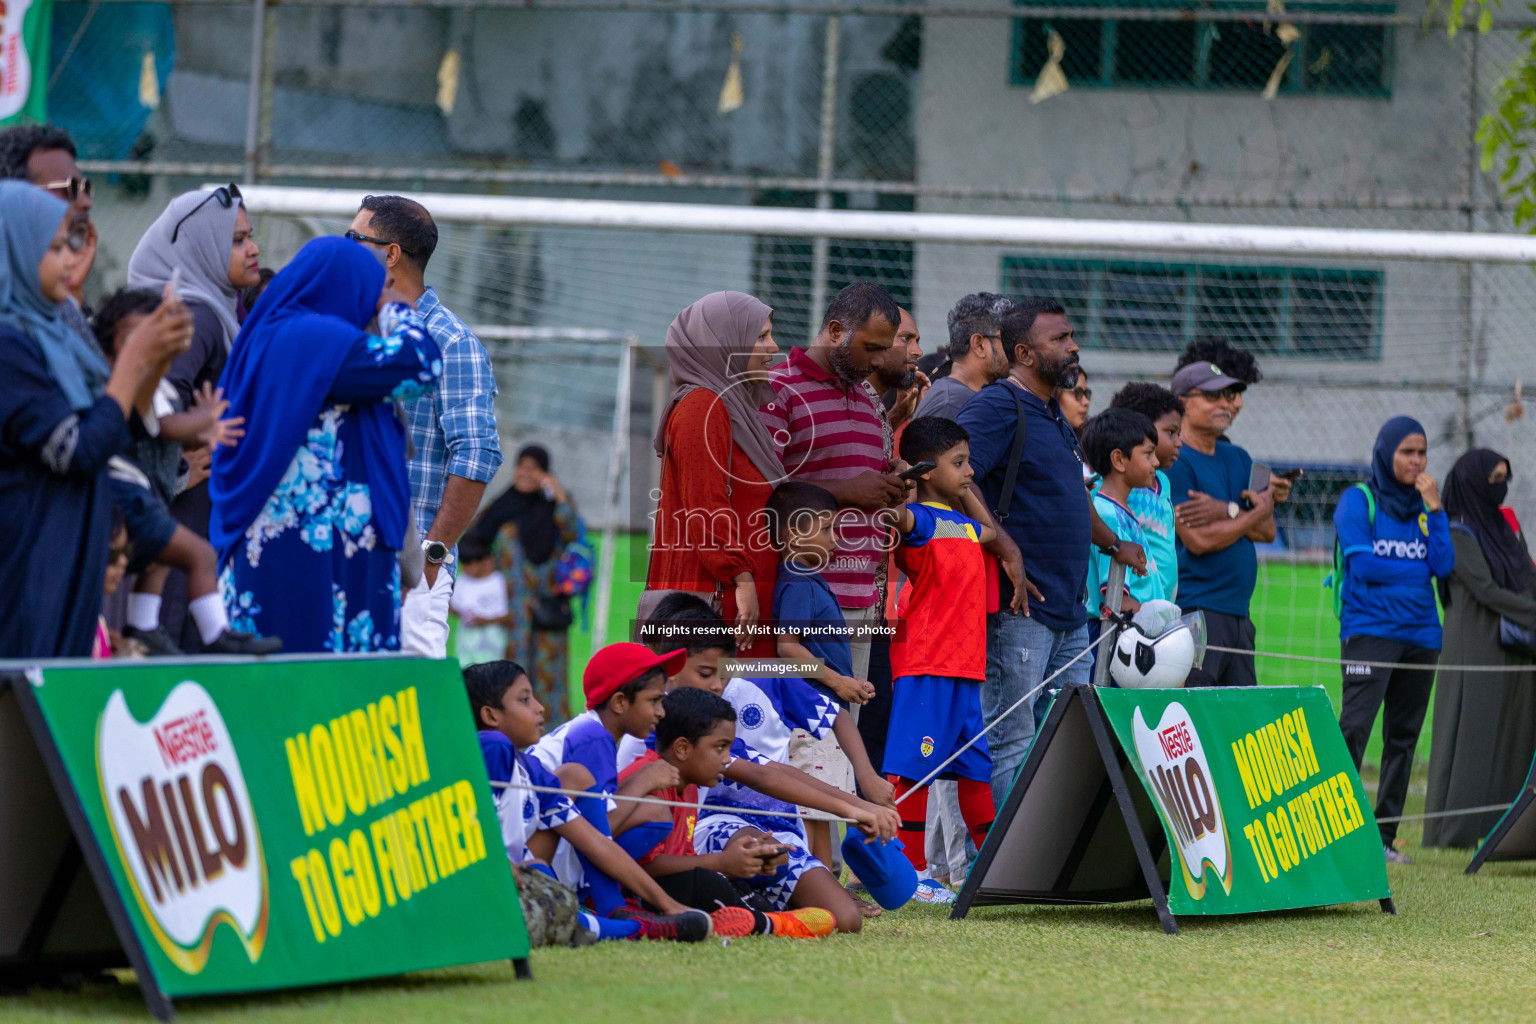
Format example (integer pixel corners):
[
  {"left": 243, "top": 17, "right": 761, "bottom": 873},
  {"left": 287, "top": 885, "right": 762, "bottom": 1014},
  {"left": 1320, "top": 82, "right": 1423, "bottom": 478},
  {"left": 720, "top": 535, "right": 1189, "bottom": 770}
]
[
  {"left": 710, "top": 906, "right": 758, "bottom": 938},
  {"left": 765, "top": 907, "right": 836, "bottom": 938}
]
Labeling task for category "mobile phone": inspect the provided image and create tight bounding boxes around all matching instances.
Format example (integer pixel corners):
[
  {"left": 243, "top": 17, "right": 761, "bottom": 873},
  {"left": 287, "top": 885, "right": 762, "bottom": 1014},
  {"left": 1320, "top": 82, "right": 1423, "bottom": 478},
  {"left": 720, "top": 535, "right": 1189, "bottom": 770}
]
[
  {"left": 1249, "top": 462, "right": 1272, "bottom": 493},
  {"left": 1281, "top": 468, "right": 1304, "bottom": 481},
  {"left": 899, "top": 461, "right": 937, "bottom": 481}
]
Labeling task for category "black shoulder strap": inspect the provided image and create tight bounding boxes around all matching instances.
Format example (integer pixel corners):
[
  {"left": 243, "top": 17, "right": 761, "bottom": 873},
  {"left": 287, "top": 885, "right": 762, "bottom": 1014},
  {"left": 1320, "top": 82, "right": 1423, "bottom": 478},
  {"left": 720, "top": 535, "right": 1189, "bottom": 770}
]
[{"left": 994, "top": 384, "right": 1028, "bottom": 522}]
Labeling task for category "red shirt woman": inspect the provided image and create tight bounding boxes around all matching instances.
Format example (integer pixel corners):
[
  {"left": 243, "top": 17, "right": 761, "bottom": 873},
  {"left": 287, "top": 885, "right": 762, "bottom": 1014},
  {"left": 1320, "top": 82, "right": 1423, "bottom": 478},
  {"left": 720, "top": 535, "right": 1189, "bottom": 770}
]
[{"left": 645, "top": 291, "right": 782, "bottom": 656}]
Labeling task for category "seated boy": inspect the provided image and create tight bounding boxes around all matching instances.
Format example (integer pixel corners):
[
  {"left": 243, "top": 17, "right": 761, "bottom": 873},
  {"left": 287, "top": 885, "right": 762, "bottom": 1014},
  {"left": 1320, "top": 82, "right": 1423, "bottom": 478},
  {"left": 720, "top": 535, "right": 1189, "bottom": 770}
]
[
  {"left": 467, "top": 659, "right": 713, "bottom": 942},
  {"left": 883, "top": 417, "right": 998, "bottom": 899},
  {"left": 641, "top": 594, "right": 900, "bottom": 932},
  {"left": 1082, "top": 408, "right": 1167, "bottom": 620},
  {"left": 619, "top": 686, "right": 836, "bottom": 938},
  {"left": 530, "top": 644, "right": 686, "bottom": 888},
  {"left": 93, "top": 289, "right": 279, "bottom": 656},
  {"left": 766, "top": 481, "right": 878, "bottom": 868},
  {"left": 1108, "top": 382, "right": 1184, "bottom": 604},
  {"left": 618, "top": 590, "right": 738, "bottom": 771},
  {"left": 450, "top": 535, "right": 510, "bottom": 667}
]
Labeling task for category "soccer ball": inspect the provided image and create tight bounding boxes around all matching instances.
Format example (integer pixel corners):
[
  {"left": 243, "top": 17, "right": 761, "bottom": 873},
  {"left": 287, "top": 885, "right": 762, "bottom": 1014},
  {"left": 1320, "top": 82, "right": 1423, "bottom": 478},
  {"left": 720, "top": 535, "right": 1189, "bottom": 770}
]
[{"left": 1108, "top": 601, "right": 1205, "bottom": 689}]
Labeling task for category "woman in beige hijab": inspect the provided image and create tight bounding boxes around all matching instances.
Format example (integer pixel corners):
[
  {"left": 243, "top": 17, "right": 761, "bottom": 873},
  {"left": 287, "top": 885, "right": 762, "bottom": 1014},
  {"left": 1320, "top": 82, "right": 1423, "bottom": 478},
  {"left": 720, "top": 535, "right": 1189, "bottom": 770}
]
[{"left": 644, "top": 291, "right": 781, "bottom": 654}]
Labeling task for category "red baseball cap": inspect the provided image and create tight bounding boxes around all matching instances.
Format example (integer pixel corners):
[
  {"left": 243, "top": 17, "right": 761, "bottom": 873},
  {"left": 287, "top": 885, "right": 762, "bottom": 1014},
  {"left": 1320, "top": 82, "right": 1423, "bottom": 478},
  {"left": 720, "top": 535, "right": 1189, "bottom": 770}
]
[{"left": 583, "top": 643, "right": 687, "bottom": 710}]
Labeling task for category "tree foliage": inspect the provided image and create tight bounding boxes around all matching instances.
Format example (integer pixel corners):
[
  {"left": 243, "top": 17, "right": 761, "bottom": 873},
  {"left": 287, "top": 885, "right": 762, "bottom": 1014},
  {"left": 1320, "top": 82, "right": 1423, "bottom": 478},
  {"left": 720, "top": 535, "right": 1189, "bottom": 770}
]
[{"left": 1446, "top": 0, "right": 1536, "bottom": 226}]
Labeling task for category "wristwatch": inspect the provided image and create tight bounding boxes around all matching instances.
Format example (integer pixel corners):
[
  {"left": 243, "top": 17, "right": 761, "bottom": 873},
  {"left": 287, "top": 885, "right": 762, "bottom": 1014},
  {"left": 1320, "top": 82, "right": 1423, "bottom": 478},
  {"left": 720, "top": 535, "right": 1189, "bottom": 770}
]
[
  {"left": 1097, "top": 539, "right": 1121, "bottom": 557},
  {"left": 1227, "top": 501, "right": 1241, "bottom": 520},
  {"left": 422, "top": 539, "right": 454, "bottom": 566}
]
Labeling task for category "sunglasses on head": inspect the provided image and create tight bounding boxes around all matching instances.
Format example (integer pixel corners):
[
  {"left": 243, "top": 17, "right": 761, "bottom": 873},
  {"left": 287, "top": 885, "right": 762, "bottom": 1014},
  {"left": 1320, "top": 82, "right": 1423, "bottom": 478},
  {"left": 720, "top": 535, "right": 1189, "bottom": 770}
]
[
  {"left": 44, "top": 175, "right": 92, "bottom": 202},
  {"left": 170, "top": 183, "right": 242, "bottom": 244},
  {"left": 344, "top": 229, "right": 417, "bottom": 258}
]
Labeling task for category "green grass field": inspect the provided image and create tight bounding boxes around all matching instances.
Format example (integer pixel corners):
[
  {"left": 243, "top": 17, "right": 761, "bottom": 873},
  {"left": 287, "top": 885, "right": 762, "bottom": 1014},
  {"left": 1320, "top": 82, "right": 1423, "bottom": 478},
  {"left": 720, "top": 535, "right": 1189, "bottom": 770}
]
[
  {"left": 10, "top": 802, "right": 1534, "bottom": 1024},
  {"left": 9, "top": 549, "right": 1516, "bottom": 1023}
]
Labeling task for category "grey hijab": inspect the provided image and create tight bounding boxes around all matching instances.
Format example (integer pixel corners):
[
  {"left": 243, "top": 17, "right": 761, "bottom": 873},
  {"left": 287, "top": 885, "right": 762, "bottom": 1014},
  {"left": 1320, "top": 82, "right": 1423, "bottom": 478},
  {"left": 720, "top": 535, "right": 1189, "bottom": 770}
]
[
  {"left": 654, "top": 290, "right": 781, "bottom": 482},
  {"left": 127, "top": 190, "right": 241, "bottom": 349}
]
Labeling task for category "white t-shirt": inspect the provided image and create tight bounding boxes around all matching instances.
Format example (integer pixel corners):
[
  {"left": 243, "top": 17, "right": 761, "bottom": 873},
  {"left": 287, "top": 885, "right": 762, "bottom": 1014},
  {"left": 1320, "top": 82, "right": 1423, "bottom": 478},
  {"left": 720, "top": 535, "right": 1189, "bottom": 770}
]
[{"left": 451, "top": 572, "right": 509, "bottom": 622}]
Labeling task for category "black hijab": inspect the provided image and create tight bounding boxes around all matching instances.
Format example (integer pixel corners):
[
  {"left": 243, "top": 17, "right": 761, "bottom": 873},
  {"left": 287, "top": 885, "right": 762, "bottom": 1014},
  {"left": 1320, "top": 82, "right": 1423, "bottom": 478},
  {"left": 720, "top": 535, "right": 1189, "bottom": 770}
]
[
  {"left": 473, "top": 445, "right": 561, "bottom": 565},
  {"left": 1443, "top": 448, "right": 1532, "bottom": 597}
]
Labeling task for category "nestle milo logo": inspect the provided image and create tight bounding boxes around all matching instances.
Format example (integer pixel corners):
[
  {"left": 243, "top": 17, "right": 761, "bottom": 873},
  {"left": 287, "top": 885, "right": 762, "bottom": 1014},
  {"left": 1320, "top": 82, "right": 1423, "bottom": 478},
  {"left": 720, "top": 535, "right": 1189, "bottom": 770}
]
[
  {"left": 98, "top": 683, "right": 268, "bottom": 974},
  {"left": 1131, "top": 703, "right": 1234, "bottom": 900}
]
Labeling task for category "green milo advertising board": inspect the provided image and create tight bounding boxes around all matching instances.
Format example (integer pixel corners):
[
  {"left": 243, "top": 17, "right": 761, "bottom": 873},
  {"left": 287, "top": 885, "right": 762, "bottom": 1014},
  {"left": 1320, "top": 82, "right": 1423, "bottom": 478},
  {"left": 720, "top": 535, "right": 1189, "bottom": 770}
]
[
  {"left": 0, "top": 0, "right": 51, "bottom": 125},
  {"left": 14, "top": 656, "right": 527, "bottom": 1014},
  {"left": 1097, "top": 686, "right": 1391, "bottom": 915}
]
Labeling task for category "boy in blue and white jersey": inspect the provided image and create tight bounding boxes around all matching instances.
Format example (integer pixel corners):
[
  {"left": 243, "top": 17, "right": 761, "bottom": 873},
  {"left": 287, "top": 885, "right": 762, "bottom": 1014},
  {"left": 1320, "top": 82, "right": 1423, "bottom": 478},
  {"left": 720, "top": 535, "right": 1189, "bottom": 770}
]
[
  {"left": 695, "top": 672, "right": 898, "bottom": 933},
  {"left": 466, "top": 659, "right": 712, "bottom": 943},
  {"left": 1109, "top": 382, "right": 1185, "bottom": 603},
  {"left": 529, "top": 643, "right": 691, "bottom": 905}
]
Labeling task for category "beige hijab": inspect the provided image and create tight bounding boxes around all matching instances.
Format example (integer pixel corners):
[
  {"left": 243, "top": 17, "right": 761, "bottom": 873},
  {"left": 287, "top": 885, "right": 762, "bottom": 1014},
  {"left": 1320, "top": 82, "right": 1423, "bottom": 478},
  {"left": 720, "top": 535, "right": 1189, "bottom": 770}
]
[{"left": 654, "top": 290, "right": 781, "bottom": 482}]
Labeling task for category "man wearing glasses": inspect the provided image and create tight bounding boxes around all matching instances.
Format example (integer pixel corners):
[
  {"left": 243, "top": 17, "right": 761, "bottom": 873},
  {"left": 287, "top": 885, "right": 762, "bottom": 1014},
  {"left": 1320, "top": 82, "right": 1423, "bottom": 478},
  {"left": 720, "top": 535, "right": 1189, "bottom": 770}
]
[
  {"left": 1166, "top": 361, "right": 1279, "bottom": 687},
  {"left": 0, "top": 124, "right": 97, "bottom": 334},
  {"left": 345, "top": 195, "right": 502, "bottom": 659},
  {"left": 913, "top": 292, "right": 1013, "bottom": 422}
]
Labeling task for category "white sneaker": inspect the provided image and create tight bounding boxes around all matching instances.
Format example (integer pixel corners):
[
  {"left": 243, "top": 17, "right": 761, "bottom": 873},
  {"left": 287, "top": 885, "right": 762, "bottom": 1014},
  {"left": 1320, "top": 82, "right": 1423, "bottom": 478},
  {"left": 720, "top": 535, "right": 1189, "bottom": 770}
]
[{"left": 911, "top": 879, "right": 957, "bottom": 905}]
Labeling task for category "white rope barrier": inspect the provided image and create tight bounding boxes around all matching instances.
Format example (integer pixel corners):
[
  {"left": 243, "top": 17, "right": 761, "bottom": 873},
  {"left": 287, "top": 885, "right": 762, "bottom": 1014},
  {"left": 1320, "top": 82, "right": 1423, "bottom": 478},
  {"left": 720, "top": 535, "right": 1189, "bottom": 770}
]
[
  {"left": 487, "top": 778, "right": 858, "bottom": 825},
  {"left": 893, "top": 629, "right": 1118, "bottom": 805},
  {"left": 1205, "top": 644, "right": 1536, "bottom": 673},
  {"left": 1374, "top": 803, "right": 1513, "bottom": 825}
]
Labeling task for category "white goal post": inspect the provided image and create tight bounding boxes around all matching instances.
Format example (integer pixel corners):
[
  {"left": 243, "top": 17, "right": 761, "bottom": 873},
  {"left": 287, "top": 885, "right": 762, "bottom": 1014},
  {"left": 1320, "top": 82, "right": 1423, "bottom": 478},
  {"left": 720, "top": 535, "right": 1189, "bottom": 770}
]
[
  {"left": 470, "top": 327, "right": 636, "bottom": 651},
  {"left": 237, "top": 185, "right": 1536, "bottom": 264}
]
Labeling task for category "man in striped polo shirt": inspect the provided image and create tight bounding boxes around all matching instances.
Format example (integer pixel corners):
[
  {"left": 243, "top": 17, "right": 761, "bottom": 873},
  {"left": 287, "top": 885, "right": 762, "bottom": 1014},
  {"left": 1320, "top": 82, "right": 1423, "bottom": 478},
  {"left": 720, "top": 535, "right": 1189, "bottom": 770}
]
[
  {"left": 761, "top": 282, "right": 909, "bottom": 679},
  {"left": 760, "top": 283, "right": 909, "bottom": 877}
]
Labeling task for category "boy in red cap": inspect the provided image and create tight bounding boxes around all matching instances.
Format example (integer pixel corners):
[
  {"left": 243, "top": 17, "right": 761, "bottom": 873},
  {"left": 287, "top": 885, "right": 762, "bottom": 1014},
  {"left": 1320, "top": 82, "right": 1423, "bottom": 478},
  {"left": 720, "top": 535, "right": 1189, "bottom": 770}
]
[{"left": 530, "top": 642, "right": 690, "bottom": 914}]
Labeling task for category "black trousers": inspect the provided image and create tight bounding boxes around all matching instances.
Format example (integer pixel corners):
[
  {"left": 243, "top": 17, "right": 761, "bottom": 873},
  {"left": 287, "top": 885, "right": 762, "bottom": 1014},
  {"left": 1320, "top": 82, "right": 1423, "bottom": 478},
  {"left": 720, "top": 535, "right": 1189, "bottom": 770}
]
[
  {"left": 639, "top": 866, "right": 772, "bottom": 914},
  {"left": 1337, "top": 635, "right": 1437, "bottom": 844},
  {"left": 858, "top": 637, "right": 894, "bottom": 779},
  {"left": 1185, "top": 610, "right": 1257, "bottom": 687}
]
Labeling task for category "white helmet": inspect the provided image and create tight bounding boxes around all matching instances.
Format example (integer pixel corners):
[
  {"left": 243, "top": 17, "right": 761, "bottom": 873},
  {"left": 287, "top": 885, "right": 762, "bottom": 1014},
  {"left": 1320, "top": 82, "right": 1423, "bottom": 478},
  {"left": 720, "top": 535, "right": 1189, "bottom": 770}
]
[{"left": 1108, "top": 601, "right": 1206, "bottom": 689}]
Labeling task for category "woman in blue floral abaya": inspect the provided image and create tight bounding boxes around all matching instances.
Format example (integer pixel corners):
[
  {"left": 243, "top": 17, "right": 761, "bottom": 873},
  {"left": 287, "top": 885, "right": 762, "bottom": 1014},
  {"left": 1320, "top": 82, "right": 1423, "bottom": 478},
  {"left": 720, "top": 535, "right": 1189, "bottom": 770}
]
[{"left": 210, "top": 237, "right": 440, "bottom": 653}]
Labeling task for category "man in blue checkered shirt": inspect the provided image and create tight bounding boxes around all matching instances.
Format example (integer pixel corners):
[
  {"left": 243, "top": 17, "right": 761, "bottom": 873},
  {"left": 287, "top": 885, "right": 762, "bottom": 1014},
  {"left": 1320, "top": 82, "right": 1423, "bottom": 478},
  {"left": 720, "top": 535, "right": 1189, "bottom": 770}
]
[{"left": 347, "top": 196, "right": 503, "bottom": 657}]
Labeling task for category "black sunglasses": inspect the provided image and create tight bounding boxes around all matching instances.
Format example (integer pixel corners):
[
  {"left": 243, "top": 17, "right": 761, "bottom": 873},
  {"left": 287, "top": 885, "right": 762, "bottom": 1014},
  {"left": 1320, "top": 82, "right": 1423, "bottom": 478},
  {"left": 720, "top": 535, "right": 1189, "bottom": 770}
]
[
  {"left": 1192, "top": 385, "right": 1246, "bottom": 402},
  {"left": 345, "top": 229, "right": 416, "bottom": 258},
  {"left": 171, "top": 183, "right": 242, "bottom": 244}
]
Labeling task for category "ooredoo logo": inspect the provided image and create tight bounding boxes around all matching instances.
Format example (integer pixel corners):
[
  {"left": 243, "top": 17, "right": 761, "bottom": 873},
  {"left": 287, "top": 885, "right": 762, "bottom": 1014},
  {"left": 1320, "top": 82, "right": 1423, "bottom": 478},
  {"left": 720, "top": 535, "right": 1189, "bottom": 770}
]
[
  {"left": 1131, "top": 703, "right": 1233, "bottom": 900},
  {"left": 98, "top": 683, "right": 268, "bottom": 973},
  {"left": 1372, "top": 537, "right": 1427, "bottom": 559}
]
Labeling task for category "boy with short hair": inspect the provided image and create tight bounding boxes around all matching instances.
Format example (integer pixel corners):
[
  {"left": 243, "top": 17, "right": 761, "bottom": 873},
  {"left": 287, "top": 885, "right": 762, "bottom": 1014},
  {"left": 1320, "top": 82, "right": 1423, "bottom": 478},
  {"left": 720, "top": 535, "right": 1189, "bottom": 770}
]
[
  {"left": 767, "top": 480, "right": 878, "bottom": 868},
  {"left": 1108, "top": 382, "right": 1185, "bottom": 602},
  {"left": 93, "top": 289, "right": 279, "bottom": 656},
  {"left": 644, "top": 595, "right": 900, "bottom": 932},
  {"left": 619, "top": 687, "right": 836, "bottom": 938},
  {"left": 466, "top": 660, "right": 712, "bottom": 943},
  {"left": 882, "top": 417, "right": 998, "bottom": 897},
  {"left": 620, "top": 592, "right": 738, "bottom": 771},
  {"left": 449, "top": 535, "right": 509, "bottom": 667},
  {"left": 1082, "top": 408, "right": 1167, "bottom": 618}
]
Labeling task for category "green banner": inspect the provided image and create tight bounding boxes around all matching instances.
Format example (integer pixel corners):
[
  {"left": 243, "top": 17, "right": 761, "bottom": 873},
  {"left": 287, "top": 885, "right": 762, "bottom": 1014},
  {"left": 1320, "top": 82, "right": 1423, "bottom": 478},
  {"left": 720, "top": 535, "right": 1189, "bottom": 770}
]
[
  {"left": 27, "top": 657, "right": 527, "bottom": 998},
  {"left": 0, "top": 0, "right": 51, "bottom": 125},
  {"left": 1096, "top": 686, "right": 1390, "bottom": 915}
]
